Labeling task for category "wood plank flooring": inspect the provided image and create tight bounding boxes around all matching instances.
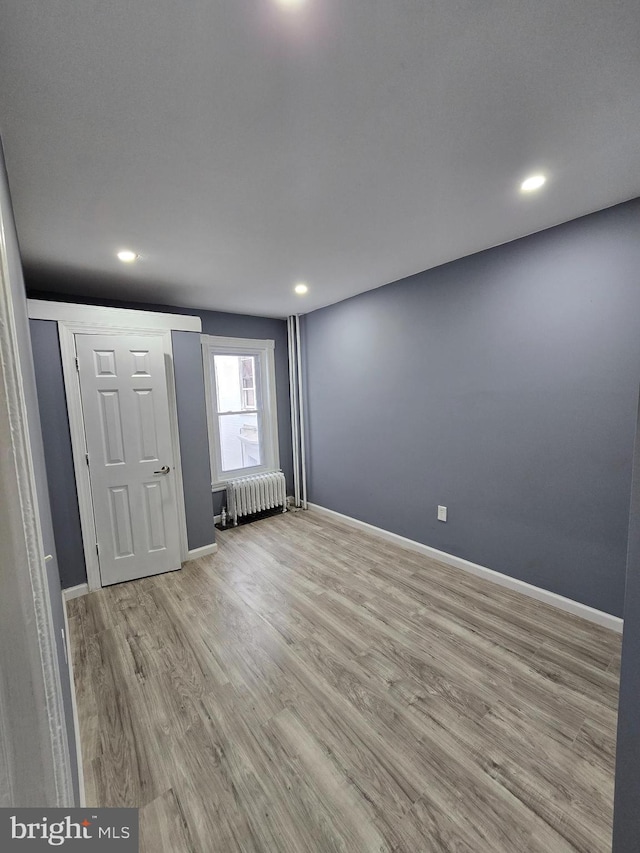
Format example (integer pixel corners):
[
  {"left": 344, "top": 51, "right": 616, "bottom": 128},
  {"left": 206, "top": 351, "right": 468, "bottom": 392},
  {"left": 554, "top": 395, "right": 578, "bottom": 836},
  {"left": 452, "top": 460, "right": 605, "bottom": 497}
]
[{"left": 67, "top": 510, "right": 621, "bottom": 853}]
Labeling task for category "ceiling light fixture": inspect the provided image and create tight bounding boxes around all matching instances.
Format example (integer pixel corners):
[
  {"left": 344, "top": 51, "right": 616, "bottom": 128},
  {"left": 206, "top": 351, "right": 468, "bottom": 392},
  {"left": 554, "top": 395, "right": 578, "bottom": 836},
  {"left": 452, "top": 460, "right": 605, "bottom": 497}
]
[
  {"left": 117, "top": 249, "right": 138, "bottom": 263},
  {"left": 294, "top": 282, "right": 308, "bottom": 295},
  {"left": 520, "top": 174, "right": 546, "bottom": 193},
  {"left": 276, "top": 0, "right": 306, "bottom": 9}
]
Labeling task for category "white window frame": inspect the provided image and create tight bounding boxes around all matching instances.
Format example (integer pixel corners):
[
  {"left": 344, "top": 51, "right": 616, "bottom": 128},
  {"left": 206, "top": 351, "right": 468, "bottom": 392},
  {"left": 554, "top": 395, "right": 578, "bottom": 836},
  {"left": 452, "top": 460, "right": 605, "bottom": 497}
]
[
  {"left": 201, "top": 335, "right": 280, "bottom": 491},
  {"left": 239, "top": 356, "right": 256, "bottom": 410}
]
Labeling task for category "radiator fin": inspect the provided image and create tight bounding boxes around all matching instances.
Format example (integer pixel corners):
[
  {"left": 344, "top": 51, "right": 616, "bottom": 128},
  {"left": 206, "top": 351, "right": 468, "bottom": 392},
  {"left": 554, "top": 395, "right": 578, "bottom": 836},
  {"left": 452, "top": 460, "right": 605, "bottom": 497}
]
[{"left": 226, "top": 471, "right": 287, "bottom": 525}]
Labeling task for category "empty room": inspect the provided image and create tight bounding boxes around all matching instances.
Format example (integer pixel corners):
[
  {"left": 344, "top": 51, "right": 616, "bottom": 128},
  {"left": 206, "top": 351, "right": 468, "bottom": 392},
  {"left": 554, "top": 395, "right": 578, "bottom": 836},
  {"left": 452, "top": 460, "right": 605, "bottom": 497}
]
[{"left": 1, "top": 2, "right": 640, "bottom": 852}]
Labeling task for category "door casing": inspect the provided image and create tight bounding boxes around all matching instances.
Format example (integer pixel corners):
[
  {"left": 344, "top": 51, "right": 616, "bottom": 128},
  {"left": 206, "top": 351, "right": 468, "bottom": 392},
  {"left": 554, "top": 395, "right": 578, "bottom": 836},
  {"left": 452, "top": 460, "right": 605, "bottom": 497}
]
[
  {"left": 75, "top": 331, "right": 183, "bottom": 586},
  {"left": 56, "top": 316, "right": 191, "bottom": 591}
]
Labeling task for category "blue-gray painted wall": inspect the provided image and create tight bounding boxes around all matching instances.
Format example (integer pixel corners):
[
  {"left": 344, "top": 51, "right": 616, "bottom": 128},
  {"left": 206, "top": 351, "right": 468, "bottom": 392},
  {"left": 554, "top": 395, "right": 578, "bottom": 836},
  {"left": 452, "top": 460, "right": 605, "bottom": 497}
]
[
  {"left": 304, "top": 197, "right": 640, "bottom": 617},
  {"left": 613, "top": 391, "right": 640, "bottom": 851},
  {"left": 27, "top": 295, "right": 292, "bottom": 588},
  {"left": 171, "top": 330, "right": 216, "bottom": 549},
  {"left": 30, "top": 320, "right": 86, "bottom": 589}
]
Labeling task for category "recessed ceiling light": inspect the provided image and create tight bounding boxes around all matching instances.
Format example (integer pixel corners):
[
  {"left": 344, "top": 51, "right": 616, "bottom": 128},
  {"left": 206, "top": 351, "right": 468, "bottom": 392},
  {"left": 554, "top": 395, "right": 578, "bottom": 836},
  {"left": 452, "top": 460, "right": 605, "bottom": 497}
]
[
  {"left": 276, "top": 0, "right": 306, "bottom": 9},
  {"left": 294, "top": 282, "right": 308, "bottom": 295},
  {"left": 520, "top": 174, "right": 546, "bottom": 193},
  {"left": 117, "top": 249, "right": 138, "bottom": 263}
]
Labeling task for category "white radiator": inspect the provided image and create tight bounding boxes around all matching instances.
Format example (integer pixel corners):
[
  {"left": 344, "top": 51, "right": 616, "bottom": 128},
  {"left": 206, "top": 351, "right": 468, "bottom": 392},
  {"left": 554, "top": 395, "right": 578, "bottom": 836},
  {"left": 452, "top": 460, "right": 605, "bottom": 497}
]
[{"left": 226, "top": 471, "right": 287, "bottom": 526}]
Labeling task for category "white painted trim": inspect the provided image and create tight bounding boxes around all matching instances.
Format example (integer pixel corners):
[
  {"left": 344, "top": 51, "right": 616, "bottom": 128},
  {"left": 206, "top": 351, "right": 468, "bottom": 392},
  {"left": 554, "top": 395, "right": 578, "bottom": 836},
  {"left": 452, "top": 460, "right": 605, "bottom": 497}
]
[
  {"left": 58, "top": 325, "right": 100, "bottom": 591},
  {"left": 58, "top": 322, "right": 189, "bottom": 591},
  {"left": 163, "top": 345, "right": 190, "bottom": 566},
  {"left": 0, "top": 156, "right": 74, "bottom": 804},
  {"left": 62, "top": 584, "right": 89, "bottom": 602},
  {"left": 62, "top": 597, "right": 86, "bottom": 806},
  {"left": 200, "top": 335, "right": 274, "bottom": 351},
  {"left": 0, "top": 678, "right": 12, "bottom": 807},
  {"left": 186, "top": 543, "right": 218, "bottom": 560},
  {"left": 28, "top": 299, "right": 201, "bottom": 332},
  {"left": 201, "top": 335, "right": 280, "bottom": 490},
  {"left": 295, "top": 315, "right": 307, "bottom": 509},
  {"left": 307, "top": 503, "right": 624, "bottom": 633},
  {"left": 287, "top": 317, "right": 301, "bottom": 508}
]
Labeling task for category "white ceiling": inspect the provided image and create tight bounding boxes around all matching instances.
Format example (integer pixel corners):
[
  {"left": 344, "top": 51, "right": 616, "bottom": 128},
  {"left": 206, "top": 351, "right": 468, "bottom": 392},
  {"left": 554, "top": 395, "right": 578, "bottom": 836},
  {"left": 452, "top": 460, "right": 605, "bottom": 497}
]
[{"left": 1, "top": 1, "right": 639, "bottom": 319}]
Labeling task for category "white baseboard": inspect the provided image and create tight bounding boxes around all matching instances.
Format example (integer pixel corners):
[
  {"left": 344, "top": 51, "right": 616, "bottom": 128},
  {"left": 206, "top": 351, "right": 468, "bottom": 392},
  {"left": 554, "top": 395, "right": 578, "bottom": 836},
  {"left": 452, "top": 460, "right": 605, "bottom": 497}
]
[
  {"left": 187, "top": 543, "right": 218, "bottom": 560},
  {"left": 62, "top": 595, "right": 86, "bottom": 806},
  {"left": 62, "top": 546, "right": 220, "bottom": 595},
  {"left": 307, "top": 503, "right": 623, "bottom": 634},
  {"left": 62, "top": 583, "right": 89, "bottom": 602}
]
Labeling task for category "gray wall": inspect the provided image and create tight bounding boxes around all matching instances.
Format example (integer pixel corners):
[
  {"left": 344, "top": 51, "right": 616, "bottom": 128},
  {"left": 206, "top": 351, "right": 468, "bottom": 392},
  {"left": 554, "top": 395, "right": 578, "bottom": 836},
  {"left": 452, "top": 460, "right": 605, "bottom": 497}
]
[
  {"left": 304, "top": 197, "right": 640, "bottom": 617},
  {"left": 0, "top": 146, "right": 78, "bottom": 802},
  {"left": 30, "top": 320, "right": 86, "bottom": 589},
  {"left": 27, "top": 293, "right": 292, "bottom": 587},
  {"left": 613, "top": 392, "right": 640, "bottom": 851},
  {"left": 172, "top": 330, "right": 216, "bottom": 549}
]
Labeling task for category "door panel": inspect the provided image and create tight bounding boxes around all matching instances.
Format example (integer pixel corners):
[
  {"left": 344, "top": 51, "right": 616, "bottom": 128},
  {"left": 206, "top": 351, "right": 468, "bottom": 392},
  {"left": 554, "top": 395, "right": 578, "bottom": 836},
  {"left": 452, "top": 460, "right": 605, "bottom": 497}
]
[
  {"left": 131, "top": 350, "right": 151, "bottom": 376},
  {"left": 143, "top": 482, "right": 166, "bottom": 550},
  {"left": 135, "top": 389, "right": 159, "bottom": 461},
  {"left": 99, "top": 390, "right": 126, "bottom": 464},
  {"left": 94, "top": 349, "right": 117, "bottom": 376},
  {"left": 108, "top": 486, "right": 134, "bottom": 557},
  {"left": 76, "top": 333, "right": 181, "bottom": 586}
]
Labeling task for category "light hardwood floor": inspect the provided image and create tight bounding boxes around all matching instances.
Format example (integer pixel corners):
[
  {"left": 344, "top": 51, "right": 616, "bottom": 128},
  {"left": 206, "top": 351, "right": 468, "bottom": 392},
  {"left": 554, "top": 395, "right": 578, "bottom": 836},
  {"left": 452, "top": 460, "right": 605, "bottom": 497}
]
[{"left": 67, "top": 510, "right": 621, "bottom": 853}]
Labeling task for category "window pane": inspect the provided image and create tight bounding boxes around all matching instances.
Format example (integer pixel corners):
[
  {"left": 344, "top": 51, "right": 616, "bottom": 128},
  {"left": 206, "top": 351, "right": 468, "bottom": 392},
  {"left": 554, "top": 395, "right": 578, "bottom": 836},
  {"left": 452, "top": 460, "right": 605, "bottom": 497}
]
[
  {"left": 214, "top": 355, "right": 257, "bottom": 412},
  {"left": 218, "top": 413, "right": 261, "bottom": 471},
  {"left": 242, "top": 389, "right": 256, "bottom": 408}
]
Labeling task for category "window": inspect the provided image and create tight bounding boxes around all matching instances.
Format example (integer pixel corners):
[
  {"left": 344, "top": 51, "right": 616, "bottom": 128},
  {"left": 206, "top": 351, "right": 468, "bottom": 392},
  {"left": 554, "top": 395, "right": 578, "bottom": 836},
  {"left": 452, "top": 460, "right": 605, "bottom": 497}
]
[{"left": 202, "top": 336, "right": 279, "bottom": 489}]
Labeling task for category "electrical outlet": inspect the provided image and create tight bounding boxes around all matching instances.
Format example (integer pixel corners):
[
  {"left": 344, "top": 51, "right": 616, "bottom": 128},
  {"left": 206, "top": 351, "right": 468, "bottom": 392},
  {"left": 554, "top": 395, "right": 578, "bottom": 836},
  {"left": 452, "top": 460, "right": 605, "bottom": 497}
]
[{"left": 437, "top": 505, "right": 447, "bottom": 522}]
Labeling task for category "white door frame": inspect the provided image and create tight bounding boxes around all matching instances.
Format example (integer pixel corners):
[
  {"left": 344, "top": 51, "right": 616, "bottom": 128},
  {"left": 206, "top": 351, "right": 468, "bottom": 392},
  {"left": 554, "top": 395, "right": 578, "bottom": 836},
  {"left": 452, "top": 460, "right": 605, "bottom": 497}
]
[
  {"left": 60, "top": 323, "right": 189, "bottom": 591},
  {"left": 27, "top": 301, "right": 201, "bottom": 592},
  {"left": 1, "top": 190, "right": 74, "bottom": 801}
]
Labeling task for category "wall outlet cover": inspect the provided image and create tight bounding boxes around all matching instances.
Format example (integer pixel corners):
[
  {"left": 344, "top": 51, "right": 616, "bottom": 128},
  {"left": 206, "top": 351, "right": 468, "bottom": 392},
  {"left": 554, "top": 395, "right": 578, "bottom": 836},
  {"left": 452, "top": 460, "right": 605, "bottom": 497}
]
[{"left": 437, "top": 505, "right": 447, "bottom": 522}]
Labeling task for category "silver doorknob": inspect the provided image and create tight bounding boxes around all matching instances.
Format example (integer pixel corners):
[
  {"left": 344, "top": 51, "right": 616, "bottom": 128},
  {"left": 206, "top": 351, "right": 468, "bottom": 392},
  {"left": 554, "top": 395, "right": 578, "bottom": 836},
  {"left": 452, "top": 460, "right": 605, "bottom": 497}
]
[{"left": 153, "top": 465, "right": 171, "bottom": 475}]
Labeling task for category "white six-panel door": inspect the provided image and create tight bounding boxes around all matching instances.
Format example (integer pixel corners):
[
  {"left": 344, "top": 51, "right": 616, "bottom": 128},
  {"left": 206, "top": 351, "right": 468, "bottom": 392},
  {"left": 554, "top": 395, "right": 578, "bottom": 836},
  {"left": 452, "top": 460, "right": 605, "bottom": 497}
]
[{"left": 75, "top": 333, "right": 181, "bottom": 586}]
